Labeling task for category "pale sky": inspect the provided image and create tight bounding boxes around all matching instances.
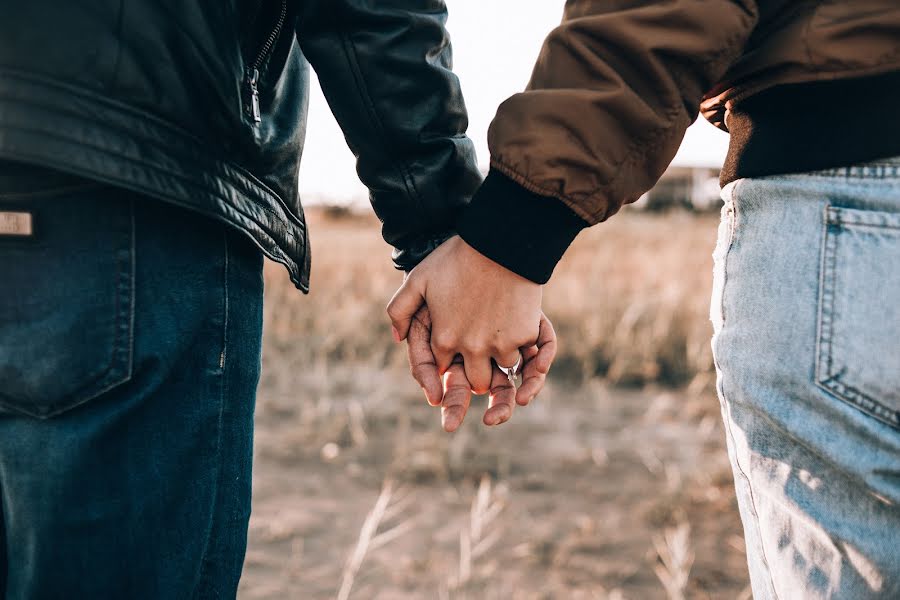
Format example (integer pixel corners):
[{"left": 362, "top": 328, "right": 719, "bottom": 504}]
[{"left": 298, "top": 2, "right": 730, "bottom": 203}]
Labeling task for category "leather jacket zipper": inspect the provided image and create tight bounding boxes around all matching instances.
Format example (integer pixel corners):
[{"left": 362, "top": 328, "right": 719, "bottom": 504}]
[{"left": 246, "top": 0, "right": 287, "bottom": 123}]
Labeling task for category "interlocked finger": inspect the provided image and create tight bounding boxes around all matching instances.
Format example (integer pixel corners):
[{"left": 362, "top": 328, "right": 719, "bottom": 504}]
[
  {"left": 515, "top": 313, "right": 557, "bottom": 406},
  {"left": 484, "top": 365, "right": 517, "bottom": 427},
  {"left": 441, "top": 360, "right": 472, "bottom": 433},
  {"left": 407, "top": 305, "right": 442, "bottom": 406}
]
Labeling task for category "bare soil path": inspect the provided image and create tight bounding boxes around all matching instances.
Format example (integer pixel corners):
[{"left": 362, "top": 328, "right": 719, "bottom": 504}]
[{"left": 239, "top": 363, "right": 750, "bottom": 600}]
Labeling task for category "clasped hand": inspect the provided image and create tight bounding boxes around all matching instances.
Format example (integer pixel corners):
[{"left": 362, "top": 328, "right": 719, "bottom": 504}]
[{"left": 387, "top": 236, "right": 557, "bottom": 432}]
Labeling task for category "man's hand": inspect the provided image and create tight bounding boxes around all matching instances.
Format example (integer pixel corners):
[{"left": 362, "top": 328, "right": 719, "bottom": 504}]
[
  {"left": 405, "top": 304, "right": 557, "bottom": 432},
  {"left": 387, "top": 236, "right": 543, "bottom": 394}
]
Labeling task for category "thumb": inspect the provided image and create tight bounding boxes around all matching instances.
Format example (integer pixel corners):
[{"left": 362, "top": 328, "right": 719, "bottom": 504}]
[{"left": 386, "top": 273, "right": 425, "bottom": 341}]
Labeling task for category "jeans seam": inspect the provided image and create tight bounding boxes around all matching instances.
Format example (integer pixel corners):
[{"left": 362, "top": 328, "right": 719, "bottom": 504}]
[
  {"left": 192, "top": 229, "right": 230, "bottom": 599},
  {"left": 221, "top": 232, "right": 230, "bottom": 372},
  {"left": 816, "top": 206, "right": 837, "bottom": 386},
  {"left": 714, "top": 184, "right": 781, "bottom": 600}
]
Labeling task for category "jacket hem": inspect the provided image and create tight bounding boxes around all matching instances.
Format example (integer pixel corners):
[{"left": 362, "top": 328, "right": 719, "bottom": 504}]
[{"left": 0, "top": 68, "right": 311, "bottom": 292}]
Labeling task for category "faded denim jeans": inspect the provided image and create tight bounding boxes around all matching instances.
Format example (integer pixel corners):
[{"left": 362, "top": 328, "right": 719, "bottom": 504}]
[
  {"left": 711, "top": 157, "right": 900, "bottom": 599},
  {"left": 0, "top": 164, "right": 264, "bottom": 599}
]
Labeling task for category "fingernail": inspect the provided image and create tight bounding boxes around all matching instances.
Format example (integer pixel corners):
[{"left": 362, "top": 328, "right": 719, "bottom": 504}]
[
  {"left": 486, "top": 409, "right": 507, "bottom": 426},
  {"left": 391, "top": 325, "right": 401, "bottom": 343}
]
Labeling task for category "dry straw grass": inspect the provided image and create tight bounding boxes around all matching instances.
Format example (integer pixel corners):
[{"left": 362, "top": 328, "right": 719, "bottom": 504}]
[{"left": 264, "top": 207, "right": 718, "bottom": 388}]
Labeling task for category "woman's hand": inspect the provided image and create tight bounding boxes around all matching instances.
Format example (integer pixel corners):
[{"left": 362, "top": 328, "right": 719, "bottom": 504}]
[
  {"left": 387, "top": 236, "right": 543, "bottom": 395},
  {"left": 402, "top": 305, "right": 557, "bottom": 432}
]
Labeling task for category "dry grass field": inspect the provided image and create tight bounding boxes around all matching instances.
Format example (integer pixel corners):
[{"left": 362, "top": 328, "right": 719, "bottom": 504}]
[{"left": 238, "top": 207, "right": 751, "bottom": 599}]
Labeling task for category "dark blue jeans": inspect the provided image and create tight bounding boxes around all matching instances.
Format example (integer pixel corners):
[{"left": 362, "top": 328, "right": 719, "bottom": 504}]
[{"left": 0, "top": 164, "right": 264, "bottom": 599}]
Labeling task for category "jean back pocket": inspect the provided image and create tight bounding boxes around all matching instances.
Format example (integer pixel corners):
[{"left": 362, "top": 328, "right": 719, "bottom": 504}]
[
  {"left": 816, "top": 205, "right": 900, "bottom": 430},
  {"left": 0, "top": 181, "right": 134, "bottom": 418}
]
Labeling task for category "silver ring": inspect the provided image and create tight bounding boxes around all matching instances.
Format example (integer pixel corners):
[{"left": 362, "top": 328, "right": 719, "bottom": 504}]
[{"left": 498, "top": 356, "right": 521, "bottom": 378}]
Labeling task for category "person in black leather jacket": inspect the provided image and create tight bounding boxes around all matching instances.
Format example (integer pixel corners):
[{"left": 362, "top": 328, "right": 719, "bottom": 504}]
[
  {"left": 0, "top": 0, "right": 483, "bottom": 290},
  {"left": 0, "top": 1, "right": 500, "bottom": 597}
]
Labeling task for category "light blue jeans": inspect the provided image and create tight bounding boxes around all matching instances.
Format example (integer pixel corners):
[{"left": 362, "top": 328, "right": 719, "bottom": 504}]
[{"left": 711, "top": 158, "right": 900, "bottom": 599}]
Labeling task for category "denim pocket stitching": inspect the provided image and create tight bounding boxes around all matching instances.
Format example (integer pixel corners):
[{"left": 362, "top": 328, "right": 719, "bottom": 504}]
[
  {"left": 54, "top": 199, "right": 135, "bottom": 415},
  {"left": 815, "top": 205, "right": 900, "bottom": 430},
  {"left": 0, "top": 200, "right": 135, "bottom": 418}
]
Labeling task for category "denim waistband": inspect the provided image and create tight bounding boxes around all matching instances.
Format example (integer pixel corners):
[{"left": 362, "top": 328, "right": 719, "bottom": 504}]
[{"left": 809, "top": 155, "right": 900, "bottom": 179}]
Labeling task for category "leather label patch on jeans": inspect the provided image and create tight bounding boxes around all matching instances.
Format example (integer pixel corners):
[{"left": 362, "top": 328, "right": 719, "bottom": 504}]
[{"left": 0, "top": 211, "right": 33, "bottom": 236}]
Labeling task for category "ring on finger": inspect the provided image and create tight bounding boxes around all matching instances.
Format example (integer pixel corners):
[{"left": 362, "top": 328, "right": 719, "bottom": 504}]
[{"left": 498, "top": 356, "right": 522, "bottom": 386}]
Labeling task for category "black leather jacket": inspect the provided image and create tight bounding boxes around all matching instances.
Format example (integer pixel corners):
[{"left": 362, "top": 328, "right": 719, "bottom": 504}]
[{"left": 0, "top": 0, "right": 481, "bottom": 292}]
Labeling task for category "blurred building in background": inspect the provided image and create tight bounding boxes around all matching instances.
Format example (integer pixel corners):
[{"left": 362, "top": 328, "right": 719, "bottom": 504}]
[{"left": 632, "top": 166, "right": 722, "bottom": 213}]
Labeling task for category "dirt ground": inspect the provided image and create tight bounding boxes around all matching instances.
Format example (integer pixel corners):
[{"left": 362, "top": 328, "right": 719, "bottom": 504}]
[{"left": 238, "top": 365, "right": 750, "bottom": 600}]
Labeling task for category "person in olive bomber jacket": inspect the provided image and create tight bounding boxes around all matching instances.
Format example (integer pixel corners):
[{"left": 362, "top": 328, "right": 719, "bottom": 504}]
[{"left": 388, "top": 1, "right": 900, "bottom": 597}]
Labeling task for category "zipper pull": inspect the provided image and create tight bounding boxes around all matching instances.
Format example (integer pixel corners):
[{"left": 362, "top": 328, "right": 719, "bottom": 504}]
[{"left": 247, "top": 68, "right": 262, "bottom": 123}]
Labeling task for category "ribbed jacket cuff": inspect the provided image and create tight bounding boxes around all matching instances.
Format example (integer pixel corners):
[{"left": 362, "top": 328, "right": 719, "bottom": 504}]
[{"left": 457, "top": 169, "right": 587, "bottom": 284}]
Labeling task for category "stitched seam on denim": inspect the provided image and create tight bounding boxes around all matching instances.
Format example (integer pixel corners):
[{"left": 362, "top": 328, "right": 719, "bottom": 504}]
[
  {"left": 126, "top": 199, "right": 136, "bottom": 388},
  {"left": 715, "top": 183, "right": 781, "bottom": 600},
  {"left": 222, "top": 232, "right": 230, "bottom": 372},
  {"left": 816, "top": 207, "right": 838, "bottom": 388},
  {"left": 193, "top": 228, "right": 230, "bottom": 597},
  {"left": 805, "top": 166, "right": 900, "bottom": 179},
  {"left": 833, "top": 207, "right": 900, "bottom": 229},
  {"left": 819, "top": 379, "right": 900, "bottom": 428},
  {"left": 815, "top": 207, "right": 900, "bottom": 431}
]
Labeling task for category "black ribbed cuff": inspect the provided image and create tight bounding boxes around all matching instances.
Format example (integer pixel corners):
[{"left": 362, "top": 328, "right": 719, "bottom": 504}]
[
  {"left": 392, "top": 229, "right": 457, "bottom": 272},
  {"left": 456, "top": 169, "right": 587, "bottom": 284}
]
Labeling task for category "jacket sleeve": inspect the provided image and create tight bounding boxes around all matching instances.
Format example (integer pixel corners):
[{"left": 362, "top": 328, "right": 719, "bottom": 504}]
[
  {"left": 456, "top": 0, "right": 760, "bottom": 284},
  {"left": 296, "top": 0, "right": 482, "bottom": 271}
]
